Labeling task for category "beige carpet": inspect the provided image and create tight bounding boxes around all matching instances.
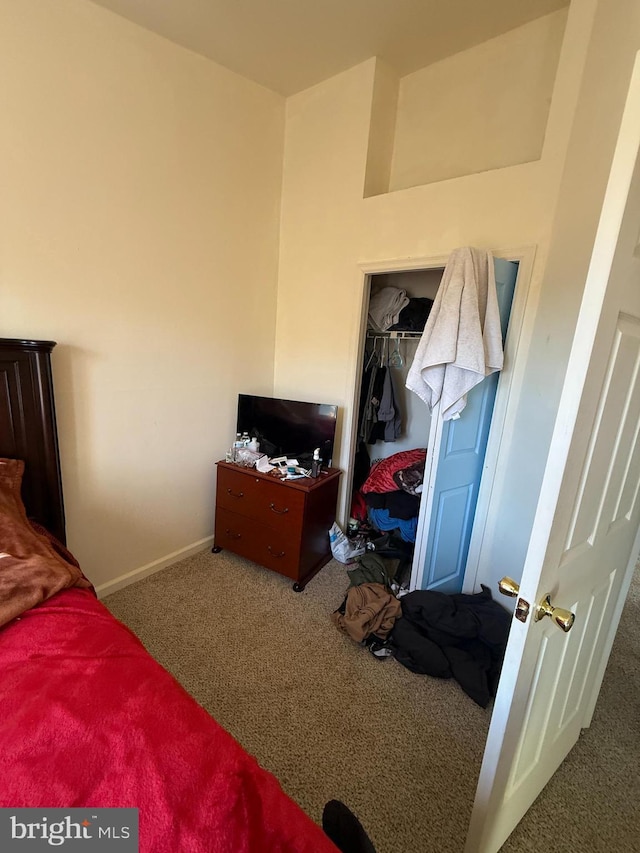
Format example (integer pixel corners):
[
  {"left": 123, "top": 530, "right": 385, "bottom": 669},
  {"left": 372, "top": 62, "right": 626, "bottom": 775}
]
[{"left": 104, "top": 551, "right": 640, "bottom": 853}]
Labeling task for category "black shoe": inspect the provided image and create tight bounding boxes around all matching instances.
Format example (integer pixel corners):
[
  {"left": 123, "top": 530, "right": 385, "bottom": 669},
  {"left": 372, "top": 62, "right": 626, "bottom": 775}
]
[
  {"left": 366, "top": 533, "right": 390, "bottom": 552},
  {"left": 322, "top": 800, "right": 377, "bottom": 853},
  {"left": 362, "top": 635, "right": 394, "bottom": 660}
]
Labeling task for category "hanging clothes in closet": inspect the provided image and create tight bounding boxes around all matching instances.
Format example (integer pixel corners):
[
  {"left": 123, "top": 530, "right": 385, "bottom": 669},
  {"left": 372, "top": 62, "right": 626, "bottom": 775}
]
[
  {"left": 351, "top": 281, "right": 434, "bottom": 536},
  {"left": 358, "top": 338, "right": 402, "bottom": 446}
]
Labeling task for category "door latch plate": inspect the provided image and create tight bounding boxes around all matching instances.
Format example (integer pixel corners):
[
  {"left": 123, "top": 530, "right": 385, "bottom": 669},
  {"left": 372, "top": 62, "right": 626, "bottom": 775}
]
[{"left": 515, "top": 598, "right": 530, "bottom": 623}]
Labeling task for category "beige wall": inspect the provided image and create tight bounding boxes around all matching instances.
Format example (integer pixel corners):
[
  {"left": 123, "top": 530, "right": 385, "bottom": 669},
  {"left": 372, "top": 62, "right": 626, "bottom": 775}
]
[
  {"left": 389, "top": 10, "right": 568, "bottom": 191},
  {"left": 363, "top": 59, "right": 399, "bottom": 198},
  {"left": 0, "top": 0, "right": 285, "bottom": 590},
  {"left": 274, "top": 1, "right": 599, "bottom": 575},
  {"left": 477, "top": 0, "right": 640, "bottom": 594},
  {"left": 274, "top": 58, "right": 376, "bottom": 453}
]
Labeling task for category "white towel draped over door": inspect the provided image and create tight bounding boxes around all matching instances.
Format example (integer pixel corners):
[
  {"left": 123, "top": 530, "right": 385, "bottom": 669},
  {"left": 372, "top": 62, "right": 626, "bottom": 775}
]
[{"left": 405, "top": 247, "right": 503, "bottom": 421}]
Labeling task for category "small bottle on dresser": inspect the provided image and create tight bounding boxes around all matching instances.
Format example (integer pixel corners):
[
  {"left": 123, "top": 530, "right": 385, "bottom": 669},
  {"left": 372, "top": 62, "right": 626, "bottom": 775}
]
[{"left": 311, "top": 447, "right": 322, "bottom": 478}]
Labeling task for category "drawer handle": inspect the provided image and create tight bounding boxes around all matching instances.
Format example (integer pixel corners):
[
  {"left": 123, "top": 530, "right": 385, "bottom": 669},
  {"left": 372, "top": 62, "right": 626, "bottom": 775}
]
[
  {"left": 269, "top": 502, "right": 289, "bottom": 515},
  {"left": 225, "top": 529, "right": 242, "bottom": 540},
  {"left": 227, "top": 488, "right": 244, "bottom": 498},
  {"left": 267, "top": 545, "right": 285, "bottom": 558}
]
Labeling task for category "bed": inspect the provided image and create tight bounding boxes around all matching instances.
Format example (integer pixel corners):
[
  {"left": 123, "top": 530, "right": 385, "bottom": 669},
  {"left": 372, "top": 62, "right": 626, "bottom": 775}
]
[{"left": 0, "top": 338, "right": 338, "bottom": 852}]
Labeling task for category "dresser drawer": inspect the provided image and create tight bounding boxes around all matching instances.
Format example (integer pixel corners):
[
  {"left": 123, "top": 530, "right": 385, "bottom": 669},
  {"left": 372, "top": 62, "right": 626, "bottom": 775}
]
[
  {"left": 215, "top": 507, "right": 301, "bottom": 580},
  {"left": 216, "top": 465, "right": 305, "bottom": 533}
]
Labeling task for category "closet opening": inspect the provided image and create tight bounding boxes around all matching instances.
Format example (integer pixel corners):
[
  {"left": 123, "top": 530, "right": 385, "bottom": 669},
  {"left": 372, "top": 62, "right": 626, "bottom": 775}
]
[{"left": 346, "top": 256, "right": 520, "bottom": 597}]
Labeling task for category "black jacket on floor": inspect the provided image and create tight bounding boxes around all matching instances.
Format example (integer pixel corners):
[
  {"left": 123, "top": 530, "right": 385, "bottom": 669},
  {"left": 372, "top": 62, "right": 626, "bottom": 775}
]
[{"left": 392, "top": 586, "right": 511, "bottom": 707}]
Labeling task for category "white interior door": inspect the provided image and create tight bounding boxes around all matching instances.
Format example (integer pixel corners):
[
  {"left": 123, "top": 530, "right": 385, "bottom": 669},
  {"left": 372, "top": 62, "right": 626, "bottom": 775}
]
[{"left": 465, "top": 55, "right": 640, "bottom": 853}]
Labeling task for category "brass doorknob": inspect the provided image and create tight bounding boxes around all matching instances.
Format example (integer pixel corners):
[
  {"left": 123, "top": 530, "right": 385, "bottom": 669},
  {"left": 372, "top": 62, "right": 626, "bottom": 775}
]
[
  {"left": 498, "top": 578, "right": 575, "bottom": 631},
  {"left": 498, "top": 576, "right": 530, "bottom": 622},
  {"left": 498, "top": 576, "right": 520, "bottom": 597},
  {"left": 535, "top": 594, "right": 575, "bottom": 632}
]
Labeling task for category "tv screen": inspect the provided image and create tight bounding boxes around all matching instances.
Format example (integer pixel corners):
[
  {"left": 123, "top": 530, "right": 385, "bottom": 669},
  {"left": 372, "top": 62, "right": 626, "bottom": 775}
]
[{"left": 237, "top": 394, "right": 338, "bottom": 465}]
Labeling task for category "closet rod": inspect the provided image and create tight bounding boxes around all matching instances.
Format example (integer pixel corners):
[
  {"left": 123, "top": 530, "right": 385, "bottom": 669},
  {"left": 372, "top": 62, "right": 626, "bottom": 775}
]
[{"left": 366, "top": 330, "right": 422, "bottom": 340}]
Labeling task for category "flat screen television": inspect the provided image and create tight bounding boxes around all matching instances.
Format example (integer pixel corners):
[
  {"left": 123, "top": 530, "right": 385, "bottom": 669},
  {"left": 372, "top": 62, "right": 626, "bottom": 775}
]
[{"left": 236, "top": 394, "right": 338, "bottom": 466}]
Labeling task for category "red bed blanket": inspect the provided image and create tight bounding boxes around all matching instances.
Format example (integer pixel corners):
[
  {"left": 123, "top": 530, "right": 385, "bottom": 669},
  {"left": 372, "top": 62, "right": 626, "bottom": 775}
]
[{"left": 0, "top": 588, "right": 337, "bottom": 853}]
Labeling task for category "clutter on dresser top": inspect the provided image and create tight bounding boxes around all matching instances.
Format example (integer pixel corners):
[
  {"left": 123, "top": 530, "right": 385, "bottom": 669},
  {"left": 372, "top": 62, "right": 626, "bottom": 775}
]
[{"left": 225, "top": 433, "right": 325, "bottom": 480}]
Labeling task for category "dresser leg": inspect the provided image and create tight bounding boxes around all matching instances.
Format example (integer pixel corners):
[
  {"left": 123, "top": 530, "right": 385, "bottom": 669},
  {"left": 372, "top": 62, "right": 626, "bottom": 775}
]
[
  {"left": 292, "top": 582, "right": 304, "bottom": 592},
  {"left": 212, "top": 545, "right": 223, "bottom": 554}
]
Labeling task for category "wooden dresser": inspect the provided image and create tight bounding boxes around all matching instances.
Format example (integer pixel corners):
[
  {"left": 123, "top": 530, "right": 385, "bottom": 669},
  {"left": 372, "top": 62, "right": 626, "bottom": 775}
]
[{"left": 213, "top": 461, "right": 341, "bottom": 591}]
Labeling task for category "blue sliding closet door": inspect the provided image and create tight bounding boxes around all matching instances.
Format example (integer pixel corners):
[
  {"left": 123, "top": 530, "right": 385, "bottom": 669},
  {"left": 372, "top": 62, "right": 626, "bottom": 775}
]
[{"left": 420, "top": 258, "right": 518, "bottom": 593}]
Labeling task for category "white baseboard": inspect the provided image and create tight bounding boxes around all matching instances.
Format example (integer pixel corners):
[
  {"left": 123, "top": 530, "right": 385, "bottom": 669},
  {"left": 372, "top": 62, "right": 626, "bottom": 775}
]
[{"left": 95, "top": 536, "right": 215, "bottom": 599}]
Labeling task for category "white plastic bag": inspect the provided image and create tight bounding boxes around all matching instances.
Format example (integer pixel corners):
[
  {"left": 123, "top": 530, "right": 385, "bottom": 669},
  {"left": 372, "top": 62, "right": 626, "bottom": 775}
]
[{"left": 328, "top": 522, "right": 366, "bottom": 564}]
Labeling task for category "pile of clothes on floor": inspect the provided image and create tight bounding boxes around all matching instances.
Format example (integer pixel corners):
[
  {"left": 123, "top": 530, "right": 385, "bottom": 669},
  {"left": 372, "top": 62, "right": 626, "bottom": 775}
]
[
  {"left": 331, "top": 551, "right": 511, "bottom": 708},
  {"left": 352, "top": 448, "right": 426, "bottom": 545}
]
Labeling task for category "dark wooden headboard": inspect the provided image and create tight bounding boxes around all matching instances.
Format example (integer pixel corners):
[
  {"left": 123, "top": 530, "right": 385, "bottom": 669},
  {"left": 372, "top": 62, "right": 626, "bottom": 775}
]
[{"left": 0, "top": 338, "right": 66, "bottom": 544}]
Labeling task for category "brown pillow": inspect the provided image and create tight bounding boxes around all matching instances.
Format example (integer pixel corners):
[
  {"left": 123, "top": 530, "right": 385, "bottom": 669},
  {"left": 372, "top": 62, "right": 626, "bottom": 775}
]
[{"left": 0, "top": 458, "right": 91, "bottom": 629}]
